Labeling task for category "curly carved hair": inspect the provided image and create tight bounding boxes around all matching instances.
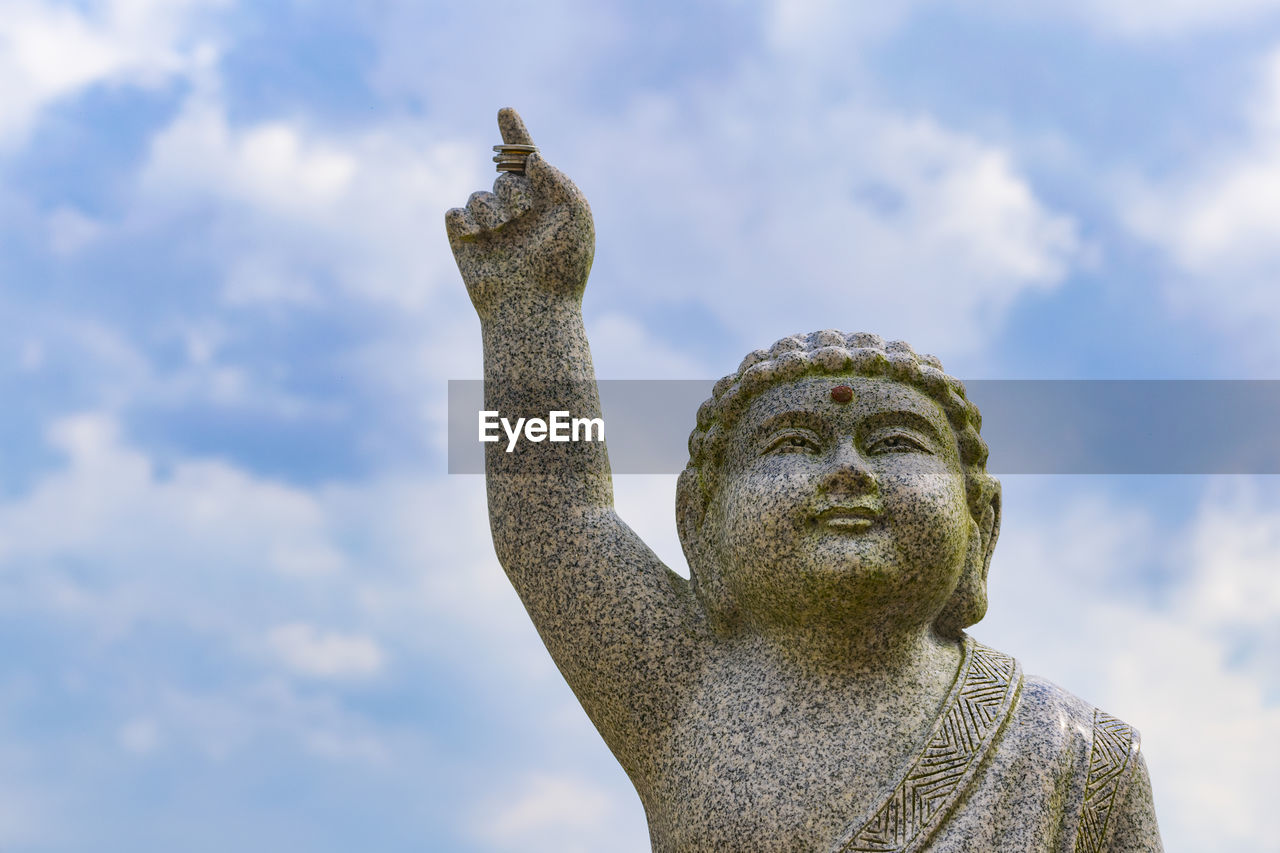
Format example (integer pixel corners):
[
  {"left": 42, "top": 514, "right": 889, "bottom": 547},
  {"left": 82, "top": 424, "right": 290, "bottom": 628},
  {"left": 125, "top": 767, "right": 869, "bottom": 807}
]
[{"left": 675, "top": 329, "right": 1001, "bottom": 637}]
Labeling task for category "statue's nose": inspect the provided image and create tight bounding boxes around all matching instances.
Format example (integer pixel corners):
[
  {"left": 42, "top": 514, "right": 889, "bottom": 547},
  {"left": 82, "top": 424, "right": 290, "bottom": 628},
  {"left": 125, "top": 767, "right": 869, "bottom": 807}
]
[{"left": 821, "top": 437, "right": 878, "bottom": 494}]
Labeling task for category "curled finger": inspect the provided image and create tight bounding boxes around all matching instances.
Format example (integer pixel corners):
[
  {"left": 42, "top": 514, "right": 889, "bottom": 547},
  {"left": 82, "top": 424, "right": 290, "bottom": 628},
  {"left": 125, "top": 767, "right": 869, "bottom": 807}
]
[
  {"left": 495, "top": 172, "right": 534, "bottom": 220},
  {"left": 466, "top": 190, "right": 506, "bottom": 232},
  {"left": 444, "top": 206, "right": 479, "bottom": 242}
]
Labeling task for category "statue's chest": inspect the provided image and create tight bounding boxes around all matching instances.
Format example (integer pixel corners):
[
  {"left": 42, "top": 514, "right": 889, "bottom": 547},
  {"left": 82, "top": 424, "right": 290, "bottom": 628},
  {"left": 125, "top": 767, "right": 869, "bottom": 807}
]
[{"left": 646, "top": 693, "right": 914, "bottom": 852}]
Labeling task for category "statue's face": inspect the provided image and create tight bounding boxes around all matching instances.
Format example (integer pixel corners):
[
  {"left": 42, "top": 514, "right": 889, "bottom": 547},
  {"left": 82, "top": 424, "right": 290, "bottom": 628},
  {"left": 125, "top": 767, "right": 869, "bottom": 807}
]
[{"left": 703, "top": 375, "right": 974, "bottom": 632}]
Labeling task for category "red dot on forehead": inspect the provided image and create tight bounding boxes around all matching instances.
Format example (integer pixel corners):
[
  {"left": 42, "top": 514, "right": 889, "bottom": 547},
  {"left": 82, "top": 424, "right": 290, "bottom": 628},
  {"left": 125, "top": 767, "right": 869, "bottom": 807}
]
[{"left": 830, "top": 384, "right": 854, "bottom": 403}]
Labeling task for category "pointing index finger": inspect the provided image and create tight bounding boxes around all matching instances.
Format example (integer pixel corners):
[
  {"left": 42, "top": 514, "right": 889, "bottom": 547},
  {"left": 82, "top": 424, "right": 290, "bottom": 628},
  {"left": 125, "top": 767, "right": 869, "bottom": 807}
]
[{"left": 497, "top": 107, "right": 534, "bottom": 146}]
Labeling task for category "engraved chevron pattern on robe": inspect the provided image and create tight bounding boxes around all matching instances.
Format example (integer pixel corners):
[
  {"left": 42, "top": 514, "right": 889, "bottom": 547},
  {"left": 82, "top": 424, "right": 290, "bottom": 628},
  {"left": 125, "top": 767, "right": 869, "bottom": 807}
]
[
  {"left": 834, "top": 640, "right": 1021, "bottom": 853},
  {"left": 1074, "top": 710, "right": 1137, "bottom": 853}
]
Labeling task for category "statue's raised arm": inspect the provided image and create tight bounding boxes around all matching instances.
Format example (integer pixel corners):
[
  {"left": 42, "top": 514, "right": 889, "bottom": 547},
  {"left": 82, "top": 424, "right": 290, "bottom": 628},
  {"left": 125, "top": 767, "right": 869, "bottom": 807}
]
[{"left": 446, "top": 109, "right": 701, "bottom": 776}]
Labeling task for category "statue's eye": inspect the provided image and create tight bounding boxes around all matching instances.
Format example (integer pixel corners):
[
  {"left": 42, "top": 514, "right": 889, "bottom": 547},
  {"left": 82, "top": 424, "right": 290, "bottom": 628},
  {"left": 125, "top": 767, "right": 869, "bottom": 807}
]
[
  {"left": 764, "top": 431, "right": 821, "bottom": 455},
  {"left": 868, "top": 432, "right": 930, "bottom": 454}
]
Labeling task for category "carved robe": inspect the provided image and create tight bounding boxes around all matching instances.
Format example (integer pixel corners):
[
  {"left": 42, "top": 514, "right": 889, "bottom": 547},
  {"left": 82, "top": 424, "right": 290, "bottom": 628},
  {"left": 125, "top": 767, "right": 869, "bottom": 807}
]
[{"left": 826, "top": 638, "right": 1163, "bottom": 852}]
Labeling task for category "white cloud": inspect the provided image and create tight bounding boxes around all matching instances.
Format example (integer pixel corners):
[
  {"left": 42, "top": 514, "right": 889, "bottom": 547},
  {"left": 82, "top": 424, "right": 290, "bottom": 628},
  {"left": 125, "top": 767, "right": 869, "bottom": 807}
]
[
  {"left": 18, "top": 338, "right": 44, "bottom": 371},
  {"left": 0, "top": 300, "right": 311, "bottom": 424},
  {"left": 267, "top": 622, "right": 384, "bottom": 679},
  {"left": 587, "top": 313, "right": 708, "bottom": 380},
  {"left": 0, "top": 408, "right": 553, "bottom": 676},
  {"left": 364, "top": 2, "right": 624, "bottom": 121},
  {"left": 763, "top": 0, "right": 912, "bottom": 57},
  {"left": 0, "top": 409, "right": 572, "bottom": 701},
  {"left": 21, "top": 316, "right": 152, "bottom": 406},
  {"left": 473, "top": 772, "right": 647, "bottom": 853},
  {"left": 1122, "top": 46, "right": 1280, "bottom": 353},
  {"left": 765, "top": 0, "right": 1280, "bottom": 47},
  {"left": 46, "top": 206, "right": 103, "bottom": 255},
  {"left": 766, "top": 0, "right": 1280, "bottom": 48},
  {"left": 222, "top": 254, "right": 319, "bottom": 306},
  {"left": 334, "top": 474, "right": 563, "bottom": 681},
  {"left": 0, "top": 0, "right": 224, "bottom": 146},
  {"left": 0, "top": 412, "right": 417, "bottom": 768},
  {"left": 151, "top": 679, "right": 395, "bottom": 764},
  {"left": 117, "top": 717, "right": 161, "bottom": 754},
  {"left": 912, "top": 0, "right": 1280, "bottom": 38},
  {"left": 38, "top": 413, "right": 340, "bottom": 575},
  {"left": 138, "top": 89, "right": 482, "bottom": 311},
  {"left": 0, "top": 762, "right": 54, "bottom": 848},
  {"left": 576, "top": 92, "right": 1079, "bottom": 357},
  {"left": 1181, "top": 482, "right": 1280, "bottom": 681},
  {"left": 1094, "top": 606, "right": 1280, "bottom": 849},
  {"left": 0, "top": 412, "right": 349, "bottom": 638},
  {"left": 1046, "top": 0, "right": 1280, "bottom": 37},
  {"left": 143, "top": 99, "right": 357, "bottom": 214}
]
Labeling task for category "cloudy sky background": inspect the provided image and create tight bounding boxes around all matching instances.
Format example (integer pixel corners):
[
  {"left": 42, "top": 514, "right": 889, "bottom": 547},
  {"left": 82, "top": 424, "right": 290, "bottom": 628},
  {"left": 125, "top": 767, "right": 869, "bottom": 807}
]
[{"left": 1, "top": 1, "right": 1279, "bottom": 850}]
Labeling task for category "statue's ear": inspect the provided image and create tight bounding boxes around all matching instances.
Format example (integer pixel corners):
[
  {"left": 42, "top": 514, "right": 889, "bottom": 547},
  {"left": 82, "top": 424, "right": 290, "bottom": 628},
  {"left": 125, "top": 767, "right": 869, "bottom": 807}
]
[
  {"left": 676, "top": 469, "right": 717, "bottom": 581},
  {"left": 675, "top": 468, "right": 734, "bottom": 629},
  {"left": 979, "top": 482, "right": 1002, "bottom": 577},
  {"left": 675, "top": 468, "right": 705, "bottom": 559},
  {"left": 935, "top": 479, "right": 1001, "bottom": 639}
]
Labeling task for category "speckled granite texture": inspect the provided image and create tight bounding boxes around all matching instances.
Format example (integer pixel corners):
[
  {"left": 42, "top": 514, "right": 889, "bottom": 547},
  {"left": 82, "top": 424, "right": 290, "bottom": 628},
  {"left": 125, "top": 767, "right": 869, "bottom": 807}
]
[{"left": 447, "top": 109, "right": 1163, "bottom": 852}]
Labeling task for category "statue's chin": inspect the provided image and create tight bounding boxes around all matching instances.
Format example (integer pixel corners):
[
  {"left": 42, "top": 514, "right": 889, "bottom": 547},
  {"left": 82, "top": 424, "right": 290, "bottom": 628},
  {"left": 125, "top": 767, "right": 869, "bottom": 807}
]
[
  {"left": 716, "top": 558, "right": 958, "bottom": 635},
  {"left": 693, "top": 534, "right": 965, "bottom": 635}
]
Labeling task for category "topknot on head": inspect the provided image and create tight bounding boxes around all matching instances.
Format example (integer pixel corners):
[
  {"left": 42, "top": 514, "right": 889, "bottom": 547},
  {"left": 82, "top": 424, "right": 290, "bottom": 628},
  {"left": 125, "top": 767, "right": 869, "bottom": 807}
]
[
  {"left": 811, "top": 329, "right": 846, "bottom": 348},
  {"left": 848, "top": 332, "right": 885, "bottom": 349}
]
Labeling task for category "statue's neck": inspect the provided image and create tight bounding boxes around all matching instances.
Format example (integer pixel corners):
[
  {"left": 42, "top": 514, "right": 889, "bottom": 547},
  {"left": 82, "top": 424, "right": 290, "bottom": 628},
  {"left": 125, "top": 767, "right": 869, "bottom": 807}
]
[{"left": 725, "top": 619, "right": 962, "bottom": 695}]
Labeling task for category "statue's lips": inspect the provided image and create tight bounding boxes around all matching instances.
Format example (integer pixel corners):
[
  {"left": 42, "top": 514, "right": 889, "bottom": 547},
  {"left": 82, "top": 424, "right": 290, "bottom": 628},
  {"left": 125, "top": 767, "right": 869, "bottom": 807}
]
[{"left": 813, "top": 504, "right": 880, "bottom": 532}]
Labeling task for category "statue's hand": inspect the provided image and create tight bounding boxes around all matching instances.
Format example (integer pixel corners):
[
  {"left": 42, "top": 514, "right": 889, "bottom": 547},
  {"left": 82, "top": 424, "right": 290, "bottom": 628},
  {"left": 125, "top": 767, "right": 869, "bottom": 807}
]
[{"left": 446, "top": 108, "right": 595, "bottom": 322}]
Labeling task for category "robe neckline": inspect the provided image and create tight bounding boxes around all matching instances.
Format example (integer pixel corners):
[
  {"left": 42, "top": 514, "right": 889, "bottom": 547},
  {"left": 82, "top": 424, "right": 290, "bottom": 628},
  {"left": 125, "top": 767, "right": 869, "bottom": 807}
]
[{"left": 827, "top": 635, "right": 1023, "bottom": 853}]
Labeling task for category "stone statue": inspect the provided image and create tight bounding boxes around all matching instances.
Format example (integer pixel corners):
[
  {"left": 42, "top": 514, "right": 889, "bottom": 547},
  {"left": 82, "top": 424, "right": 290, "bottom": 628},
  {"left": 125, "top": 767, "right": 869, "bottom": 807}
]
[{"left": 446, "top": 108, "right": 1163, "bottom": 852}]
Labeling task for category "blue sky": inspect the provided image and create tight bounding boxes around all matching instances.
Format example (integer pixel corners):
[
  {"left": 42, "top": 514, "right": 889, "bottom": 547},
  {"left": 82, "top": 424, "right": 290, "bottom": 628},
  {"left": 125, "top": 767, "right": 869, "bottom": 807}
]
[{"left": 1, "top": 1, "right": 1279, "bottom": 850}]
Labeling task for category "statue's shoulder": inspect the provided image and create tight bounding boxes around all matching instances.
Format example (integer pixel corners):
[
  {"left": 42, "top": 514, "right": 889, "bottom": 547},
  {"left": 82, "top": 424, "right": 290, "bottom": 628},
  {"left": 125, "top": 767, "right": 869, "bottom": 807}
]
[
  {"left": 1006, "top": 667, "right": 1157, "bottom": 853},
  {"left": 1016, "top": 669, "right": 1143, "bottom": 756},
  {"left": 967, "top": 640, "right": 1146, "bottom": 803}
]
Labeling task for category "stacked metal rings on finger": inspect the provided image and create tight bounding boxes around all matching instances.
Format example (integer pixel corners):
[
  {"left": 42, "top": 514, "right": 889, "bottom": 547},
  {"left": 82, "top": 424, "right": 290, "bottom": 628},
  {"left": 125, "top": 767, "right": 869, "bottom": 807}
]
[{"left": 493, "top": 143, "right": 538, "bottom": 174}]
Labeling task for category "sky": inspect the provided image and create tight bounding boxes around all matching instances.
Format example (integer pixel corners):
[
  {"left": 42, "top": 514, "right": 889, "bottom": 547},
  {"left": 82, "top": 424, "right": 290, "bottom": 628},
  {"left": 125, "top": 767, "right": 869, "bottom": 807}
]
[{"left": 1, "top": 0, "right": 1279, "bottom": 850}]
